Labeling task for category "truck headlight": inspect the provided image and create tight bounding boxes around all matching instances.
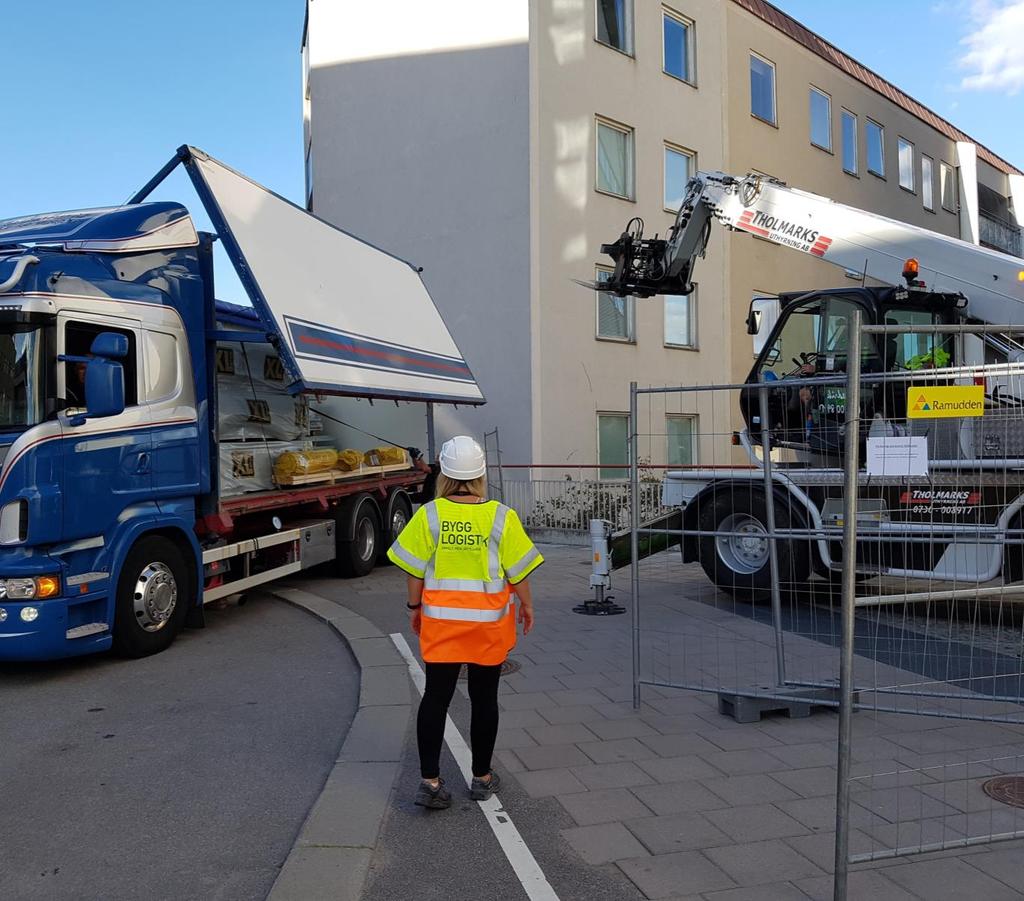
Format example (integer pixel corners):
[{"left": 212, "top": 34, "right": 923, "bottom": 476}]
[
  {"left": 0, "top": 499, "right": 27, "bottom": 545},
  {"left": 20, "top": 606, "right": 39, "bottom": 622},
  {"left": 0, "top": 575, "right": 60, "bottom": 600}
]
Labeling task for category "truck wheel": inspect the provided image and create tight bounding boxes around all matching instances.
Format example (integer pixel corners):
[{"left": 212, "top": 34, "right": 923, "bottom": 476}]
[
  {"left": 697, "top": 490, "right": 810, "bottom": 602},
  {"left": 379, "top": 491, "right": 413, "bottom": 563},
  {"left": 336, "top": 503, "right": 381, "bottom": 578},
  {"left": 112, "top": 536, "right": 191, "bottom": 657}
]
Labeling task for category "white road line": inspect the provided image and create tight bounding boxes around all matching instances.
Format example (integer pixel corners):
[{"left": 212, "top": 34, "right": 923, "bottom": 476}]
[{"left": 390, "top": 633, "right": 560, "bottom": 901}]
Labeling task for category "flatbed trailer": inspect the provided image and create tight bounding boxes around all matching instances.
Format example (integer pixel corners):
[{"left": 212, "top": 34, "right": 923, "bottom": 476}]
[{"left": 0, "top": 146, "right": 483, "bottom": 661}]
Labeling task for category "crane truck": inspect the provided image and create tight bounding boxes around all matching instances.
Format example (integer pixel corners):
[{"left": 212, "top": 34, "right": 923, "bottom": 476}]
[
  {"left": 596, "top": 170, "right": 1024, "bottom": 597},
  {"left": 0, "top": 146, "right": 483, "bottom": 661}
]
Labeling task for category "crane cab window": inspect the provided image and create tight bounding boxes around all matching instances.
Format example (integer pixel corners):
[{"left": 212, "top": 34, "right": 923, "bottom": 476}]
[
  {"left": 883, "top": 308, "right": 951, "bottom": 370},
  {"left": 759, "top": 296, "right": 879, "bottom": 380},
  {"left": 63, "top": 322, "right": 138, "bottom": 410}
]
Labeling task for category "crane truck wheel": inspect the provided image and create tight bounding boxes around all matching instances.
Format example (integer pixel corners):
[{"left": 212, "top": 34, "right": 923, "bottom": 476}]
[
  {"left": 697, "top": 490, "right": 810, "bottom": 602},
  {"left": 111, "top": 535, "right": 191, "bottom": 657},
  {"left": 379, "top": 491, "right": 413, "bottom": 564},
  {"left": 335, "top": 502, "right": 382, "bottom": 578}
]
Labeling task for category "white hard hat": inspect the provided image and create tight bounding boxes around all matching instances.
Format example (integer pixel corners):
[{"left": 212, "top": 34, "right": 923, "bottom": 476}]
[{"left": 439, "top": 435, "right": 487, "bottom": 480}]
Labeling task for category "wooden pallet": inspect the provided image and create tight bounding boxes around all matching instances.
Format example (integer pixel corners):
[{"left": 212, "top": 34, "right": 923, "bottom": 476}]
[{"left": 274, "top": 461, "right": 410, "bottom": 487}]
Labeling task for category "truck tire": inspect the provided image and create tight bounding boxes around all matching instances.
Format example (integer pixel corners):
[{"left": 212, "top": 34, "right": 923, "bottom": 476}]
[
  {"left": 111, "top": 535, "right": 191, "bottom": 657},
  {"left": 379, "top": 491, "right": 413, "bottom": 564},
  {"left": 336, "top": 503, "right": 381, "bottom": 578},
  {"left": 697, "top": 489, "right": 810, "bottom": 603}
]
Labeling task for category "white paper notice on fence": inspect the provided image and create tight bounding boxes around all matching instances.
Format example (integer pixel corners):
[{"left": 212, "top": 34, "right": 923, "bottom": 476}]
[{"left": 866, "top": 436, "right": 929, "bottom": 477}]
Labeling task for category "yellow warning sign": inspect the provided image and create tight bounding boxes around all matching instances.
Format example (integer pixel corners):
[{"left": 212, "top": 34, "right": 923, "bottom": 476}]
[{"left": 906, "top": 385, "right": 985, "bottom": 419}]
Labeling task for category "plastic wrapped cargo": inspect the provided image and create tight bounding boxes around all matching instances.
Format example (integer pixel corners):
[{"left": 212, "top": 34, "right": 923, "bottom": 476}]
[
  {"left": 273, "top": 449, "right": 339, "bottom": 480},
  {"left": 336, "top": 449, "right": 364, "bottom": 472},
  {"left": 216, "top": 343, "right": 307, "bottom": 442},
  {"left": 220, "top": 440, "right": 306, "bottom": 496},
  {"left": 364, "top": 446, "right": 408, "bottom": 467}
]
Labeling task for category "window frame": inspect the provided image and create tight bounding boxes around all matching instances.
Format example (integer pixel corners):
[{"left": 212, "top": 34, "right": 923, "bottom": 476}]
[
  {"left": 597, "top": 412, "right": 630, "bottom": 481},
  {"left": 665, "top": 413, "right": 698, "bottom": 467},
  {"left": 662, "top": 6, "right": 695, "bottom": 85},
  {"left": 595, "top": 0, "right": 634, "bottom": 57},
  {"left": 663, "top": 142, "right": 696, "bottom": 213},
  {"left": 595, "top": 265, "right": 635, "bottom": 343},
  {"left": 595, "top": 116, "right": 636, "bottom": 201},
  {"left": 664, "top": 285, "right": 698, "bottom": 350},
  {"left": 897, "top": 136, "right": 915, "bottom": 193},
  {"left": 749, "top": 52, "right": 777, "bottom": 127},
  {"left": 840, "top": 109, "right": 858, "bottom": 176},
  {"left": 866, "top": 118, "right": 885, "bottom": 179},
  {"left": 921, "top": 154, "right": 935, "bottom": 212},
  {"left": 809, "top": 86, "right": 832, "bottom": 153},
  {"left": 940, "top": 161, "right": 957, "bottom": 212}
]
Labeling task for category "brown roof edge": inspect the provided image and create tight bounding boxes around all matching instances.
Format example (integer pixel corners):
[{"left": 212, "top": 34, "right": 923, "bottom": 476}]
[{"left": 731, "top": 0, "right": 1023, "bottom": 177}]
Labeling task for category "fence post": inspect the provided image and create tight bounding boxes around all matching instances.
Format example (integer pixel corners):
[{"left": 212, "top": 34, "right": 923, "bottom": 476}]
[
  {"left": 833, "top": 309, "right": 863, "bottom": 901},
  {"left": 630, "top": 381, "right": 641, "bottom": 709},
  {"left": 758, "top": 383, "right": 787, "bottom": 687}
]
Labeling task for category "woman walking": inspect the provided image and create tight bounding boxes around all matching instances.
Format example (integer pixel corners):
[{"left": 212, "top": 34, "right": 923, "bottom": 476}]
[{"left": 388, "top": 436, "right": 543, "bottom": 809}]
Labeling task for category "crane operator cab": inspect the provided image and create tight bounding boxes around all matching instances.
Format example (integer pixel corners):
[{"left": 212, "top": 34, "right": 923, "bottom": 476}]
[{"left": 740, "top": 287, "right": 962, "bottom": 464}]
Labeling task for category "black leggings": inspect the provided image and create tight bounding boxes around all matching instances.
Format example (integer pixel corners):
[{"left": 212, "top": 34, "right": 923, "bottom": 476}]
[{"left": 417, "top": 662, "right": 502, "bottom": 780}]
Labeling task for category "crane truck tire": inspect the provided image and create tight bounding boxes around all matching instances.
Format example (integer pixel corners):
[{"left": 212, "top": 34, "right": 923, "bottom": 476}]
[
  {"left": 379, "top": 490, "right": 413, "bottom": 564},
  {"left": 697, "top": 489, "right": 810, "bottom": 602},
  {"left": 112, "top": 535, "right": 191, "bottom": 657},
  {"left": 335, "top": 499, "right": 382, "bottom": 578}
]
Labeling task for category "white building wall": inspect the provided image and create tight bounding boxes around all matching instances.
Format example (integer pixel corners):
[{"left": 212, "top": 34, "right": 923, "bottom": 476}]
[{"left": 305, "top": 0, "right": 533, "bottom": 463}]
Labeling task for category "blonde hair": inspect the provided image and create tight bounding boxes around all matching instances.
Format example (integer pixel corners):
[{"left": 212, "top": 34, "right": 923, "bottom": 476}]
[{"left": 435, "top": 474, "right": 488, "bottom": 500}]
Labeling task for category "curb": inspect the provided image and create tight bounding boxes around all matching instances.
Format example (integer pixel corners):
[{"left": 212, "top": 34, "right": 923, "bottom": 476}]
[{"left": 265, "top": 586, "right": 412, "bottom": 901}]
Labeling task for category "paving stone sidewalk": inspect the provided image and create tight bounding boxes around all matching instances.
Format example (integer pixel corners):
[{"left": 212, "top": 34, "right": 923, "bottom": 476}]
[{"left": 494, "top": 545, "right": 1024, "bottom": 900}]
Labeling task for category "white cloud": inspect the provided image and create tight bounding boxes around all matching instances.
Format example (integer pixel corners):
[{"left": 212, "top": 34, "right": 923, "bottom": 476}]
[{"left": 957, "top": 0, "right": 1024, "bottom": 95}]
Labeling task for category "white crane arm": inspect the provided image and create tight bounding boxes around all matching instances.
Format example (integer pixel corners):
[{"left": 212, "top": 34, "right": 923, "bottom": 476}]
[{"left": 599, "top": 171, "right": 1024, "bottom": 325}]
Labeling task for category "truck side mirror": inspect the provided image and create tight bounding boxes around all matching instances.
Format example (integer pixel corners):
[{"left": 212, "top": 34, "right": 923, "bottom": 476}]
[
  {"left": 83, "top": 358, "right": 125, "bottom": 420},
  {"left": 83, "top": 332, "right": 127, "bottom": 420},
  {"left": 748, "top": 296, "right": 780, "bottom": 355},
  {"left": 746, "top": 308, "right": 761, "bottom": 336}
]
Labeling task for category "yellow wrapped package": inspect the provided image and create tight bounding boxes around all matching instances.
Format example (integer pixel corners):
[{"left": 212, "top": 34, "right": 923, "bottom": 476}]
[
  {"left": 274, "top": 448, "right": 339, "bottom": 480},
  {"left": 336, "top": 449, "right": 364, "bottom": 472},
  {"left": 364, "top": 446, "right": 408, "bottom": 467}
]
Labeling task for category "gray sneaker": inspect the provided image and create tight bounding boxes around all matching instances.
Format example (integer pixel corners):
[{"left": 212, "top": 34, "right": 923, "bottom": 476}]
[
  {"left": 470, "top": 770, "right": 501, "bottom": 801},
  {"left": 414, "top": 778, "right": 452, "bottom": 809}
]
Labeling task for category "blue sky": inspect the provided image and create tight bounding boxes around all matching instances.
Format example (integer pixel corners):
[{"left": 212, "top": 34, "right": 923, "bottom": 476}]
[{"left": 2, "top": 1, "right": 1020, "bottom": 301}]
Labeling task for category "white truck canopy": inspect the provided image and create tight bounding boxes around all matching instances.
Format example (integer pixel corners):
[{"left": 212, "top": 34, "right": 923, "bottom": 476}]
[{"left": 133, "top": 146, "right": 484, "bottom": 406}]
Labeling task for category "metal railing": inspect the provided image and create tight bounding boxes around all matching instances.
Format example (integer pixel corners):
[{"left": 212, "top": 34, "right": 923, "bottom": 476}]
[{"left": 980, "top": 210, "right": 1022, "bottom": 258}]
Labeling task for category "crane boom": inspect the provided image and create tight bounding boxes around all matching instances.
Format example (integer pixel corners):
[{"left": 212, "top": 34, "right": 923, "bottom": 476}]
[{"left": 599, "top": 170, "right": 1024, "bottom": 325}]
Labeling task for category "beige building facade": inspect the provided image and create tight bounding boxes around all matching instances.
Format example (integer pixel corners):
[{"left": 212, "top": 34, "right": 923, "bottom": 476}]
[{"left": 302, "top": 0, "right": 1022, "bottom": 474}]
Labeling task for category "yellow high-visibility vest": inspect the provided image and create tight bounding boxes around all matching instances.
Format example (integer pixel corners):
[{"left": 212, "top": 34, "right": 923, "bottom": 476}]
[{"left": 388, "top": 498, "right": 543, "bottom": 664}]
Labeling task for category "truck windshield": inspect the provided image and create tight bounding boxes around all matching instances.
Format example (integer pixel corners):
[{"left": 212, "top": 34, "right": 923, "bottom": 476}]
[{"left": 0, "top": 326, "right": 44, "bottom": 430}]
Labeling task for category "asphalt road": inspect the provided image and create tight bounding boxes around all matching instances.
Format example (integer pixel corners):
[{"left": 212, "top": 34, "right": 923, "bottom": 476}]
[{"left": 0, "top": 592, "right": 359, "bottom": 901}]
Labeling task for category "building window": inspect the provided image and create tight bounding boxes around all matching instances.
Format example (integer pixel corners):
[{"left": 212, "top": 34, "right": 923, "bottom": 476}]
[
  {"left": 596, "top": 0, "right": 633, "bottom": 55},
  {"left": 664, "top": 143, "right": 694, "bottom": 211},
  {"left": 663, "top": 8, "right": 693, "bottom": 83},
  {"left": 598, "top": 413, "right": 630, "bottom": 480},
  {"left": 750, "top": 53, "right": 776, "bottom": 125},
  {"left": 809, "top": 87, "right": 831, "bottom": 152},
  {"left": 664, "top": 287, "right": 696, "bottom": 348},
  {"left": 666, "top": 415, "right": 697, "bottom": 466},
  {"left": 596, "top": 118, "right": 635, "bottom": 200},
  {"left": 940, "top": 162, "right": 957, "bottom": 212},
  {"left": 595, "top": 267, "right": 634, "bottom": 341},
  {"left": 866, "top": 119, "right": 885, "bottom": 177},
  {"left": 898, "top": 138, "right": 915, "bottom": 191},
  {"left": 841, "top": 110, "right": 857, "bottom": 175},
  {"left": 922, "top": 155, "right": 934, "bottom": 211}
]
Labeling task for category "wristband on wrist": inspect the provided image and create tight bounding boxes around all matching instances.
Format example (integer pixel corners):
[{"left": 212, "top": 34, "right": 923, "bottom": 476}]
[{"left": 406, "top": 602, "right": 422, "bottom": 610}]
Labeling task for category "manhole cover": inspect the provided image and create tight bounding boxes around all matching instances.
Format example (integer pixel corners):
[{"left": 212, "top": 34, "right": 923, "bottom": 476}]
[
  {"left": 982, "top": 776, "right": 1024, "bottom": 808},
  {"left": 458, "top": 658, "right": 521, "bottom": 679}
]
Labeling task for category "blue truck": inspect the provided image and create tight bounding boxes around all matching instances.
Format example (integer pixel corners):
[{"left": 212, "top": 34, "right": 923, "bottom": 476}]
[{"left": 0, "top": 146, "right": 483, "bottom": 661}]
